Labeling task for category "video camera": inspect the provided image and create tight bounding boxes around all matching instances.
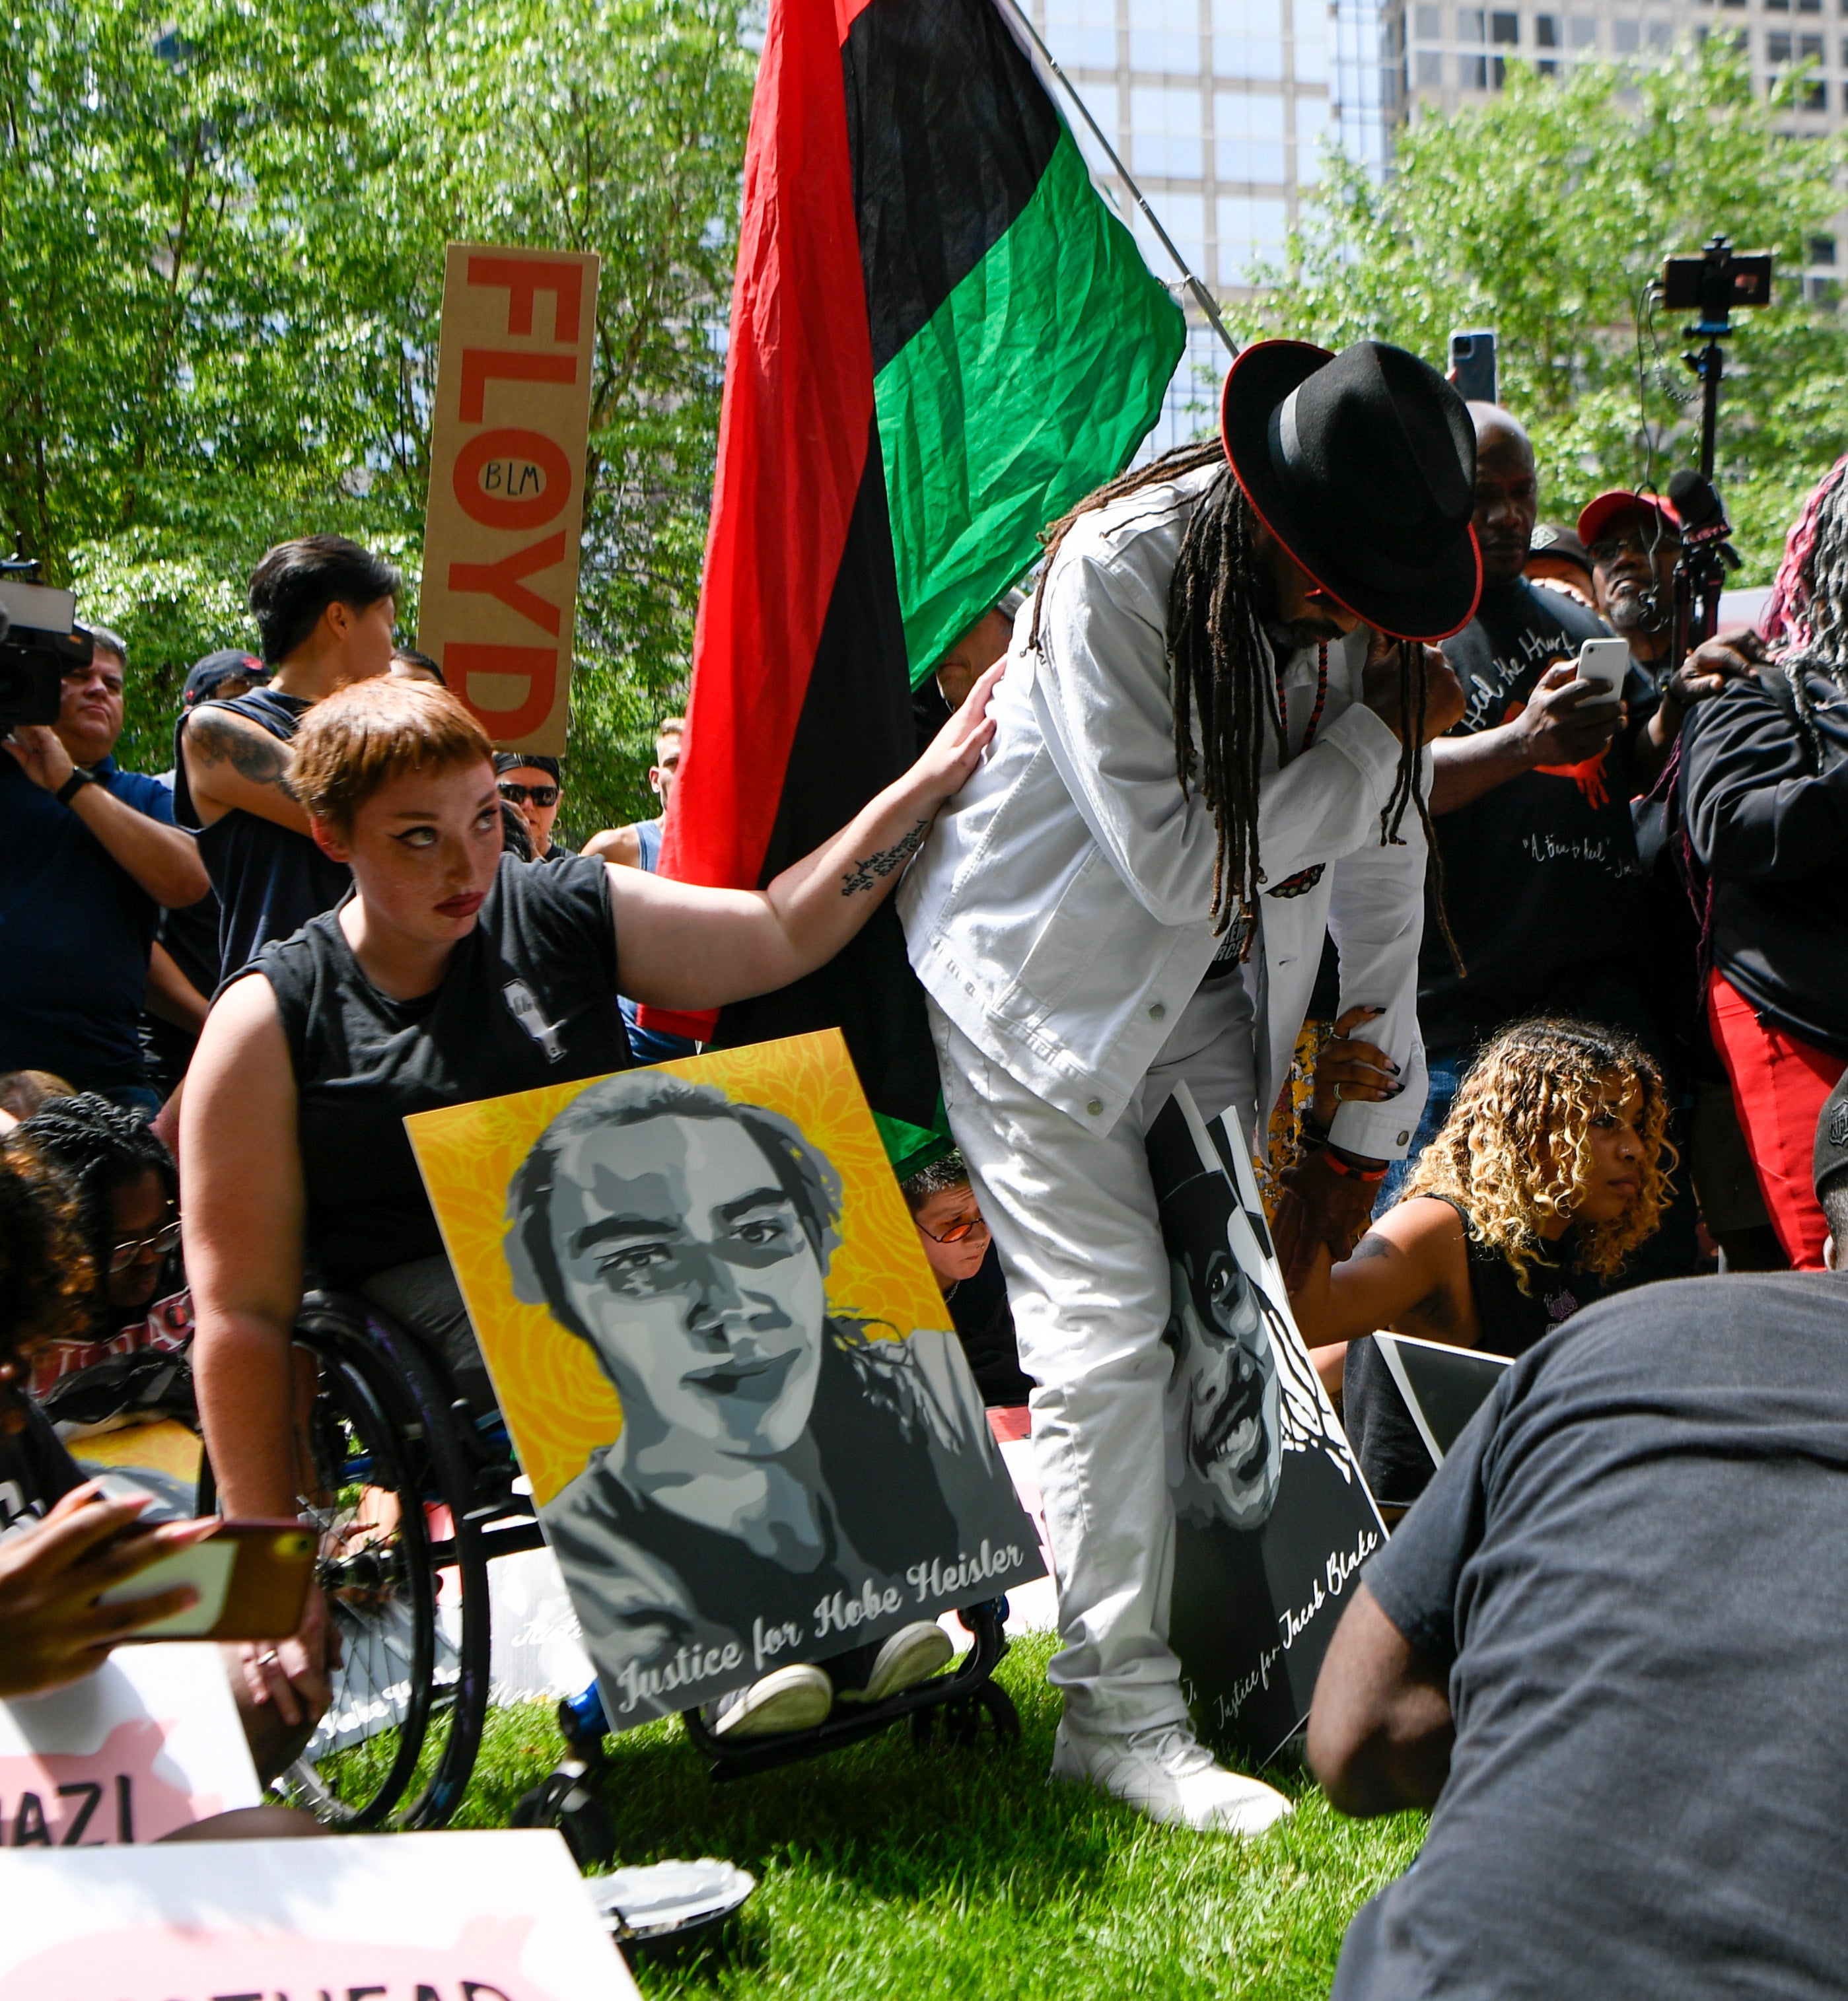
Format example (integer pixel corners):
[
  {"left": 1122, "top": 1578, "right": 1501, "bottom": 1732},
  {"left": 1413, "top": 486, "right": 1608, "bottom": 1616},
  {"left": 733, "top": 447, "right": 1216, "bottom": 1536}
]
[{"left": 0, "top": 559, "right": 94, "bottom": 734}]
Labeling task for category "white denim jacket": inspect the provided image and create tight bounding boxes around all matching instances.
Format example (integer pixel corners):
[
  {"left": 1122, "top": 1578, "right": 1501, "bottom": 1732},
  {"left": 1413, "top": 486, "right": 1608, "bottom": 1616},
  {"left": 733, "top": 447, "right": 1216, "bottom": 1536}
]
[{"left": 899, "top": 461, "right": 1430, "bottom": 1158}]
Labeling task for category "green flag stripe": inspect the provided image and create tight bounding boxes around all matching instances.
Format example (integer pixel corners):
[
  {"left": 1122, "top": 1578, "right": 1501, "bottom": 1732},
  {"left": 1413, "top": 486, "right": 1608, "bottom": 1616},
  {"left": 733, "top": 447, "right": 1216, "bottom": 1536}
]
[{"left": 874, "top": 123, "right": 1188, "bottom": 688}]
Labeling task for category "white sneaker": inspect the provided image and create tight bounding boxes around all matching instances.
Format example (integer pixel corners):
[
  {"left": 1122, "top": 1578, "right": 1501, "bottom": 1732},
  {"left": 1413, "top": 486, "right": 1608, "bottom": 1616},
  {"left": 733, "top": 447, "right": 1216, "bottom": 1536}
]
[
  {"left": 1050, "top": 1717, "right": 1295, "bottom": 1835},
  {"left": 834, "top": 1621, "right": 956, "bottom": 1703},
  {"left": 703, "top": 1664, "right": 834, "bottom": 1738}
]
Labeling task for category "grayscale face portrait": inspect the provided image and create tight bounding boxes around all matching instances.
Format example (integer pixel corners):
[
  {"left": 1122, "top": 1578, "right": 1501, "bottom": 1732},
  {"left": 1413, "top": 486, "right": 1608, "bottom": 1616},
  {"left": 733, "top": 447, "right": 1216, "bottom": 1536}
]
[
  {"left": 499, "top": 1069, "right": 1042, "bottom": 1730},
  {"left": 1164, "top": 1234, "right": 1283, "bottom": 1531},
  {"left": 538, "top": 1111, "right": 828, "bottom": 1461}
]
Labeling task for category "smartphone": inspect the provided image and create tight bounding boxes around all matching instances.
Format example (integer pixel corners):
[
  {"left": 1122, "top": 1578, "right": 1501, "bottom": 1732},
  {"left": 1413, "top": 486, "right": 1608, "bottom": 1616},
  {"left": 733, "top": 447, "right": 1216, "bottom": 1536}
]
[
  {"left": 1574, "top": 636, "right": 1630, "bottom": 702},
  {"left": 98, "top": 1520, "right": 316, "bottom": 1643},
  {"left": 1448, "top": 328, "right": 1497, "bottom": 404}
]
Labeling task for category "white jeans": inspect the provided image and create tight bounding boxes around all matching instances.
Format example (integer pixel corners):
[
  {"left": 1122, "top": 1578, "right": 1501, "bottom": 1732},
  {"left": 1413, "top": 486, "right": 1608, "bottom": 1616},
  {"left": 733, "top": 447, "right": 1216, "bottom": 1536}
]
[{"left": 929, "top": 980, "right": 1259, "bottom": 1736}]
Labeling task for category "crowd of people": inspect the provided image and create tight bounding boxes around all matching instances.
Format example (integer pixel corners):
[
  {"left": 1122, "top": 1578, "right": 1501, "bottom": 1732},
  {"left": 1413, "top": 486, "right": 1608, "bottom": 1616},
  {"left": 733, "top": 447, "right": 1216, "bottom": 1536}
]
[{"left": 2, "top": 332, "right": 1846, "bottom": 1988}]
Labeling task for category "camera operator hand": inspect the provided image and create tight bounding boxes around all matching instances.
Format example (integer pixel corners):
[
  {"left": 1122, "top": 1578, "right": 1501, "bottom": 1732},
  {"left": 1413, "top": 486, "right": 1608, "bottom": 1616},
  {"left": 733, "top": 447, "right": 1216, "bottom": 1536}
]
[
  {"left": 3, "top": 723, "right": 77, "bottom": 794},
  {"left": 1633, "top": 626, "right": 1764, "bottom": 788},
  {"left": 1361, "top": 630, "right": 1466, "bottom": 744},
  {"left": 1665, "top": 625, "right": 1765, "bottom": 707},
  {"left": 0, "top": 1483, "right": 215, "bottom": 1700}
]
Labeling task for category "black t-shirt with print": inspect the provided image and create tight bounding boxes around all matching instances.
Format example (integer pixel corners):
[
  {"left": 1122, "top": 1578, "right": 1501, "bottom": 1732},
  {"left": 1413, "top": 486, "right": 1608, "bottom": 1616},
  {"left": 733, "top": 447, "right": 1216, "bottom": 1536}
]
[
  {"left": 0, "top": 1401, "right": 85, "bottom": 1537},
  {"left": 1419, "top": 580, "right": 1658, "bottom": 1051},
  {"left": 1332, "top": 1275, "right": 1848, "bottom": 2000}
]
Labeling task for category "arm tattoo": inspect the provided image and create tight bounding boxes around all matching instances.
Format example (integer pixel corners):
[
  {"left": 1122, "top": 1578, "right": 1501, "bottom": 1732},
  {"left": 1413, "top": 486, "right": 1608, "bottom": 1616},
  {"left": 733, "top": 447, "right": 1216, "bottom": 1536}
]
[
  {"left": 1349, "top": 1235, "right": 1396, "bottom": 1263},
  {"left": 839, "top": 818, "right": 930, "bottom": 896},
  {"left": 187, "top": 713, "right": 295, "bottom": 796}
]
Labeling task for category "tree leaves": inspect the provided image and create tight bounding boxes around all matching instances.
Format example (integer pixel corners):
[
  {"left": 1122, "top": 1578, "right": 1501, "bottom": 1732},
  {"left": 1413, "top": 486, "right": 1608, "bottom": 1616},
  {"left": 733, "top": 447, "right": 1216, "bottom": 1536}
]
[{"left": 1238, "top": 42, "right": 1848, "bottom": 582}]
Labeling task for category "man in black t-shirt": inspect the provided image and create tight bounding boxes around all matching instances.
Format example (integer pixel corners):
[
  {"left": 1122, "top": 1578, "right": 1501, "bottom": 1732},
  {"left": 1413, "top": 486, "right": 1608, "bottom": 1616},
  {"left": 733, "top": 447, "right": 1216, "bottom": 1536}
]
[
  {"left": 1386, "top": 407, "right": 1662, "bottom": 1199},
  {"left": 1308, "top": 1144, "right": 1848, "bottom": 1999},
  {"left": 175, "top": 537, "right": 398, "bottom": 977}
]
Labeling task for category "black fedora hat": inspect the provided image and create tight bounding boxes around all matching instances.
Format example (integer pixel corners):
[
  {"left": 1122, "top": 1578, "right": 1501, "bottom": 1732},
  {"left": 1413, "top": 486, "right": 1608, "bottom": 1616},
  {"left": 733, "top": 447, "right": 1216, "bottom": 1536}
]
[{"left": 1220, "top": 339, "right": 1481, "bottom": 642}]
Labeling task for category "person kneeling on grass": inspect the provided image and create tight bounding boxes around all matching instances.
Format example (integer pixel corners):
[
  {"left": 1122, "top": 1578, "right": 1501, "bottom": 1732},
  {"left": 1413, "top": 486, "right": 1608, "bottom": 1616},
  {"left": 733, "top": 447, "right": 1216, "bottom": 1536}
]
[
  {"left": 182, "top": 670, "right": 1001, "bottom": 1740},
  {"left": 1290, "top": 1017, "right": 1671, "bottom": 1510},
  {"left": 1306, "top": 1071, "right": 1848, "bottom": 2000}
]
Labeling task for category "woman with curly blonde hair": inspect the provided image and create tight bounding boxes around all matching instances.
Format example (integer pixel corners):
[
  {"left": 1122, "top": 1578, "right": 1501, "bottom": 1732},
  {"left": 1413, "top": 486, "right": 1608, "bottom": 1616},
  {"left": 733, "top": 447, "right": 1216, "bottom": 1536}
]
[{"left": 1290, "top": 1016, "right": 1671, "bottom": 1507}]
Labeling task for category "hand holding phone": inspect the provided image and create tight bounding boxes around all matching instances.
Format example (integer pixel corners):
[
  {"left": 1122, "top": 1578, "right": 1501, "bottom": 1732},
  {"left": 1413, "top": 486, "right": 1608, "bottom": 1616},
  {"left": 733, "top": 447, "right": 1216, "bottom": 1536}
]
[
  {"left": 1573, "top": 636, "right": 1630, "bottom": 702},
  {"left": 99, "top": 1520, "right": 316, "bottom": 1644},
  {"left": 0, "top": 1485, "right": 210, "bottom": 1700}
]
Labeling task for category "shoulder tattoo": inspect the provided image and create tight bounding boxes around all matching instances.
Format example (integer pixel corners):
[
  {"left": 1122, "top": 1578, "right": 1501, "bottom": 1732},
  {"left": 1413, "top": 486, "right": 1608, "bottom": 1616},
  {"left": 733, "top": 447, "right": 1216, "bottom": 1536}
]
[
  {"left": 186, "top": 711, "right": 295, "bottom": 795},
  {"left": 839, "top": 818, "right": 929, "bottom": 896}
]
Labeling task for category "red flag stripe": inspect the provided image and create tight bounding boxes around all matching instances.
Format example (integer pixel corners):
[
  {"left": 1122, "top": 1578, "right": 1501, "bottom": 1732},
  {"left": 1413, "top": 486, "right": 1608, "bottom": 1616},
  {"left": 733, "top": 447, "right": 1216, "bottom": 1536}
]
[{"left": 661, "top": 0, "right": 874, "bottom": 894}]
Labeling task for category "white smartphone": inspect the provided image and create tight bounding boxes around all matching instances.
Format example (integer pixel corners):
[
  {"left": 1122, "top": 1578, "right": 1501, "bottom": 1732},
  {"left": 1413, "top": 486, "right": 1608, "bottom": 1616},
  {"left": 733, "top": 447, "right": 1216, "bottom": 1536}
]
[{"left": 1574, "top": 636, "right": 1629, "bottom": 702}]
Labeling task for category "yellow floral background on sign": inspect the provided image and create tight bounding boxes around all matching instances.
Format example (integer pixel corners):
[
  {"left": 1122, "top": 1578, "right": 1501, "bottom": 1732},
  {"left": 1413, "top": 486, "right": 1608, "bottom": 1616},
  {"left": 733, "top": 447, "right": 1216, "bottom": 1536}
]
[{"left": 404, "top": 1031, "right": 951, "bottom": 1508}]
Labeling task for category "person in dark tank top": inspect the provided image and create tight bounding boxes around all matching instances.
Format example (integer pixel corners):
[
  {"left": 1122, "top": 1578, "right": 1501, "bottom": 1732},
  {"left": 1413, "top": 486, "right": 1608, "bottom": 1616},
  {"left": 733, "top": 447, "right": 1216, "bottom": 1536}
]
[
  {"left": 1287, "top": 1016, "right": 1672, "bottom": 1510},
  {"left": 180, "top": 670, "right": 1003, "bottom": 1708},
  {"left": 173, "top": 536, "right": 401, "bottom": 981}
]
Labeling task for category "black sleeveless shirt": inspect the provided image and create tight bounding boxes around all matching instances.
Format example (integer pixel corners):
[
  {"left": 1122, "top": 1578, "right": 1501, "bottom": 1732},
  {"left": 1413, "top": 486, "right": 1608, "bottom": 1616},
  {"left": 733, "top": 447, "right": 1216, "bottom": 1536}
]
[
  {"left": 1343, "top": 1197, "right": 1611, "bottom": 1510},
  {"left": 250, "top": 853, "right": 633, "bottom": 1287},
  {"left": 173, "top": 689, "right": 352, "bottom": 980}
]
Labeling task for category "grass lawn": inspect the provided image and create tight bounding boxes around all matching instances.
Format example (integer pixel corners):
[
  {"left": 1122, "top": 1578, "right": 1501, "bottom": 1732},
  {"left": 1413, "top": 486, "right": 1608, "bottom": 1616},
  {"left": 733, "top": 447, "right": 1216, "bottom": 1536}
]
[{"left": 439, "top": 1633, "right": 1425, "bottom": 1998}]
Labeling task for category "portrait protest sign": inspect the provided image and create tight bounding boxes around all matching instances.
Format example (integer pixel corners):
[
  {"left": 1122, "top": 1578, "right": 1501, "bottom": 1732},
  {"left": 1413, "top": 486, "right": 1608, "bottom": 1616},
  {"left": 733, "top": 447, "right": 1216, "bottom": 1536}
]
[
  {"left": 406, "top": 1030, "right": 1043, "bottom": 1733},
  {"left": 1147, "top": 1086, "right": 1386, "bottom": 1765},
  {"left": 417, "top": 242, "right": 600, "bottom": 755},
  {"left": 0, "top": 1643, "right": 259, "bottom": 1848},
  {"left": 0, "top": 1829, "right": 639, "bottom": 2000}
]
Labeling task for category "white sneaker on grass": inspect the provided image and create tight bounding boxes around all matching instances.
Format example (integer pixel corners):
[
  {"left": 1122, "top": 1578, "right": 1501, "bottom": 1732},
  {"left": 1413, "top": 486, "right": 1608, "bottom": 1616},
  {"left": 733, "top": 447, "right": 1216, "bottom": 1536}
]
[
  {"left": 834, "top": 1621, "right": 956, "bottom": 1704},
  {"left": 703, "top": 1664, "right": 834, "bottom": 1738},
  {"left": 1050, "top": 1716, "right": 1294, "bottom": 1835}
]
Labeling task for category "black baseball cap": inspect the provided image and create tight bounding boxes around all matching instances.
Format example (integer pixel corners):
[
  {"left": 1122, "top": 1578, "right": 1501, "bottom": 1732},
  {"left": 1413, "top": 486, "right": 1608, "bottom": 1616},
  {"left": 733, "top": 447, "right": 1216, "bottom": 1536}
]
[
  {"left": 1527, "top": 522, "right": 1594, "bottom": 580},
  {"left": 183, "top": 650, "right": 267, "bottom": 707},
  {"left": 1812, "top": 1069, "right": 1848, "bottom": 1203}
]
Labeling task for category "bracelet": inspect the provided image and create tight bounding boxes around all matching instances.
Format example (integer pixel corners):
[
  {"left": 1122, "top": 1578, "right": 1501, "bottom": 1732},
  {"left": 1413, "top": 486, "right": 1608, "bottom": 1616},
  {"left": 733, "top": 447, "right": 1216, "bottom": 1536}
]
[
  {"left": 1323, "top": 1149, "right": 1388, "bottom": 1185},
  {"left": 54, "top": 768, "right": 92, "bottom": 807}
]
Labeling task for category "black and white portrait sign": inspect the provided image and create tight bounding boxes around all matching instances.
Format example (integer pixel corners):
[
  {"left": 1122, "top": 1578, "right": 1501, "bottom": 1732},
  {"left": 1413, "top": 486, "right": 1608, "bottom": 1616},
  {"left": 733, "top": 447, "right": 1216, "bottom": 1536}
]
[{"left": 1147, "top": 1086, "right": 1386, "bottom": 1763}]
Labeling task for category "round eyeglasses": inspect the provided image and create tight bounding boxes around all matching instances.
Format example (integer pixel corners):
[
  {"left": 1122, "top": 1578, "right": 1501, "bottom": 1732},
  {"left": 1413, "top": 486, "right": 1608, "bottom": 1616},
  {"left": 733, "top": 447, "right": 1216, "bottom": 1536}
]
[{"left": 108, "top": 1216, "right": 182, "bottom": 1273}]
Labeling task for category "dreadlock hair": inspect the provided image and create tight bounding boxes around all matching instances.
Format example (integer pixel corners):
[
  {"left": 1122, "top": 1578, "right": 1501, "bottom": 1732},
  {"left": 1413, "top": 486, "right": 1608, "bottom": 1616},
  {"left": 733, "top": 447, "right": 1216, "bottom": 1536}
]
[
  {"left": 10, "top": 1095, "right": 178, "bottom": 1294},
  {"left": 1761, "top": 455, "right": 1848, "bottom": 772},
  {"left": 1032, "top": 442, "right": 1452, "bottom": 954}
]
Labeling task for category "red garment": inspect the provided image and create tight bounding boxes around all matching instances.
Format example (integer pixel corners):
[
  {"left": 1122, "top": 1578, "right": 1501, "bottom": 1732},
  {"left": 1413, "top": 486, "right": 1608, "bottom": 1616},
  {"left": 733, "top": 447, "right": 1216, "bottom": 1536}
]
[{"left": 1707, "top": 972, "right": 1846, "bottom": 1270}]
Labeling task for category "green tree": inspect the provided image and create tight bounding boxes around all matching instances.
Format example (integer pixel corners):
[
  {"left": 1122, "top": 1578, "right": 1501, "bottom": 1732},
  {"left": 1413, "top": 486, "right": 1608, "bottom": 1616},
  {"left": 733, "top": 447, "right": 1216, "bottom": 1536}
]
[
  {"left": 1238, "top": 43, "right": 1848, "bottom": 580},
  {"left": 342, "top": 0, "right": 754, "bottom": 837}
]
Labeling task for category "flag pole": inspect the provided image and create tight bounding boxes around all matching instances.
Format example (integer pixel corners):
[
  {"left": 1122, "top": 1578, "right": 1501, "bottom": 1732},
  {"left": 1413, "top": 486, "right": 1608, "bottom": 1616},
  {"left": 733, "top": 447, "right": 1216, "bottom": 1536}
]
[{"left": 996, "top": 0, "right": 1238, "bottom": 358}]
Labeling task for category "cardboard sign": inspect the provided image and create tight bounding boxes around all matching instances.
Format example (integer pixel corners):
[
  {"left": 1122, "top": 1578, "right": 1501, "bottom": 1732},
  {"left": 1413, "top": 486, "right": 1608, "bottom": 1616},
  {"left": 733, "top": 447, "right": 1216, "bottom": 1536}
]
[
  {"left": 418, "top": 243, "right": 600, "bottom": 755},
  {"left": 0, "top": 1829, "right": 640, "bottom": 2000},
  {"left": 405, "top": 1031, "right": 1044, "bottom": 1732},
  {"left": 0, "top": 1644, "right": 260, "bottom": 1847},
  {"left": 1147, "top": 1086, "right": 1388, "bottom": 1764}
]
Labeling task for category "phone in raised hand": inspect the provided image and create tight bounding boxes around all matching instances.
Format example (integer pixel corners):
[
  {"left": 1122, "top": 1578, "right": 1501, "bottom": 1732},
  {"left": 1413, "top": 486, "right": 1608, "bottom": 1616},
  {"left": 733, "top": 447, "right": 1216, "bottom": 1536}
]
[
  {"left": 1574, "top": 637, "right": 1629, "bottom": 703},
  {"left": 97, "top": 1520, "right": 316, "bottom": 1642}
]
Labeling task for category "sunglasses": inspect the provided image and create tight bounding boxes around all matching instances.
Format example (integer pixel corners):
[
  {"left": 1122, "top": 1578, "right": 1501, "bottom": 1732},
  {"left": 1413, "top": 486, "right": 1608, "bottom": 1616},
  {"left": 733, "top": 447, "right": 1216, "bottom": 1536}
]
[
  {"left": 498, "top": 782, "right": 559, "bottom": 808},
  {"left": 915, "top": 1213, "right": 991, "bottom": 1246},
  {"left": 108, "top": 1216, "right": 182, "bottom": 1274}
]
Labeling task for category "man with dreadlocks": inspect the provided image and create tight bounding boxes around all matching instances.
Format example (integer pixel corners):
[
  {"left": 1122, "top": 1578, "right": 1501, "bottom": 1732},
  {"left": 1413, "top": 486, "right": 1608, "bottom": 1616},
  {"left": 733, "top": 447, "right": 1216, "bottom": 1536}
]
[
  {"left": 898, "top": 340, "right": 1477, "bottom": 1833},
  {"left": 1680, "top": 455, "right": 1848, "bottom": 1271}
]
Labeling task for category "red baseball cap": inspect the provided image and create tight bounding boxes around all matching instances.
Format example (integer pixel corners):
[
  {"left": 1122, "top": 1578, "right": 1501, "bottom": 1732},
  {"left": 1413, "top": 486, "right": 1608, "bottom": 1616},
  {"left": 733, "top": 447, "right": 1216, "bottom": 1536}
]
[{"left": 1577, "top": 490, "right": 1682, "bottom": 551}]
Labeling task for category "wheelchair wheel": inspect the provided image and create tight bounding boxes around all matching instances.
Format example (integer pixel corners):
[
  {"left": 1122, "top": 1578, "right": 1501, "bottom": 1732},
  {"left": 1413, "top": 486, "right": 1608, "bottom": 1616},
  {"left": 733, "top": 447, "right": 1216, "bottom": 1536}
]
[{"left": 201, "top": 1300, "right": 493, "bottom": 1831}]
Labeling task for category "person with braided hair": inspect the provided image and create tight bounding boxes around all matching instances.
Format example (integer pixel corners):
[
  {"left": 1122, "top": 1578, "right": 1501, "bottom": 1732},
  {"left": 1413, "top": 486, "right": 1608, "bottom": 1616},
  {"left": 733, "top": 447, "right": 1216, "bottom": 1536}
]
[
  {"left": 898, "top": 339, "right": 1476, "bottom": 1833},
  {"left": 1680, "top": 456, "right": 1848, "bottom": 1269}
]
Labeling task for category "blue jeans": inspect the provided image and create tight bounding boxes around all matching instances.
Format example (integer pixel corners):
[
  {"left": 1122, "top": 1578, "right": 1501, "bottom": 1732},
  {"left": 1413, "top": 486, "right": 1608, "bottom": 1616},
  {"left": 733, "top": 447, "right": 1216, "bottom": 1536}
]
[{"left": 1378, "top": 1050, "right": 1468, "bottom": 1207}]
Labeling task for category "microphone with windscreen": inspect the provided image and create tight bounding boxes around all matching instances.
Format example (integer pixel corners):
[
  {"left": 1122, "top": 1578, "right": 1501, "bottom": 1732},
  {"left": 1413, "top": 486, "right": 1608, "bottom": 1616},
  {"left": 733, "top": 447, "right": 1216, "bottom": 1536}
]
[{"left": 1667, "top": 470, "right": 1741, "bottom": 570}]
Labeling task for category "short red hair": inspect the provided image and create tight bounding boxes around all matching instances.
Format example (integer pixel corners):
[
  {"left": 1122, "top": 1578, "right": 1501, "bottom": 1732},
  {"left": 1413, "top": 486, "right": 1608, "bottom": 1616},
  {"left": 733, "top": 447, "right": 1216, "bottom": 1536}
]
[{"left": 289, "top": 677, "right": 494, "bottom": 830}]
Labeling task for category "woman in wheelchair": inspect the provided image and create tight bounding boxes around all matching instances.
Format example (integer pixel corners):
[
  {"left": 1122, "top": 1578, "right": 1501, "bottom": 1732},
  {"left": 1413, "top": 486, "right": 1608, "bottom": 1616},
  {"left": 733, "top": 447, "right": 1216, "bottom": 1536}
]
[{"left": 181, "top": 668, "right": 1001, "bottom": 1718}]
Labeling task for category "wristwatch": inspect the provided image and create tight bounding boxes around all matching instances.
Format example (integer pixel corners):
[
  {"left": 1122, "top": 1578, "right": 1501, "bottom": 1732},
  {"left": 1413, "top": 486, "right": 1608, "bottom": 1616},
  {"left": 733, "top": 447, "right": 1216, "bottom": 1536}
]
[{"left": 55, "top": 768, "right": 93, "bottom": 807}]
